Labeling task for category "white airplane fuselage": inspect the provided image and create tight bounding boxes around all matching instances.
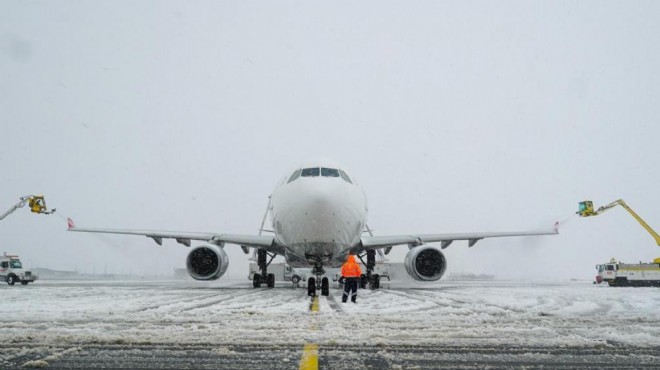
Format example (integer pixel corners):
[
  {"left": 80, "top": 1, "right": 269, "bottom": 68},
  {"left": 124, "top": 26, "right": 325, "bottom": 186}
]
[{"left": 270, "top": 163, "right": 367, "bottom": 269}]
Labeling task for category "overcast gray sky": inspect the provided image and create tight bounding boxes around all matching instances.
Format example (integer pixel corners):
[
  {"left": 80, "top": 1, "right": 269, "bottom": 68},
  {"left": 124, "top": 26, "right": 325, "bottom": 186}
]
[{"left": 2, "top": 1, "right": 659, "bottom": 280}]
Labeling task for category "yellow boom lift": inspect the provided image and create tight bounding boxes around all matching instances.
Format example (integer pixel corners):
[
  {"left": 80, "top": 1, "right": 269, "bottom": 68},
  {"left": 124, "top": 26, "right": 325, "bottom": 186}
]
[
  {"left": 577, "top": 199, "right": 660, "bottom": 246},
  {"left": 0, "top": 195, "right": 55, "bottom": 221}
]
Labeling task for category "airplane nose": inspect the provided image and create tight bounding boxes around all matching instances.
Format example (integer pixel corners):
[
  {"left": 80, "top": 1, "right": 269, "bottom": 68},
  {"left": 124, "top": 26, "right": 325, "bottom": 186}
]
[
  {"left": 295, "top": 183, "right": 348, "bottom": 239},
  {"left": 270, "top": 175, "right": 366, "bottom": 252},
  {"left": 306, "top": 188, "right": 335, "bottom": 210}
]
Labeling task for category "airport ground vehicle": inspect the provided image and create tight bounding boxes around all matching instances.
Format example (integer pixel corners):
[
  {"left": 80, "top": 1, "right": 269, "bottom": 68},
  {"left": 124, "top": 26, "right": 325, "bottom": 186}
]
[
  {"left": 579, "top": 200, "right": 660, "bottom": 287},
  {"left": 248, "top": 262, "right": 307, "bottom": 285},
  {"left": 595, "top": 258, "right": 660, "bottom": 287},
  {"left": 0, "top": 253, "right": 38, "bottom": 286},
  {"left": 1, "top": 195, "right": 55, "bottom": 221}
]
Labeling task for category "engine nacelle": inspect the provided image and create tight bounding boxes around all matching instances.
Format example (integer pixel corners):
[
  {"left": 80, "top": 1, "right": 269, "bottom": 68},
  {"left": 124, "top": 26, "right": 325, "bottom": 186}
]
[
  {"left": 186, "top": 244, "right": 229, "bottom": 281},
  {"left": 404, "top": 245, "right": 447, "bottom": 281}
]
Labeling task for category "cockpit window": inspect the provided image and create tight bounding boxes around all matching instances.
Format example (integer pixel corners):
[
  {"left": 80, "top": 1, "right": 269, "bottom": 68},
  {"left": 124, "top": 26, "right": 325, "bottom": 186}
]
[
  {"left": 339, "top": 169, "right": 353, "bottom": 184},
  {"left": 301, "top": 167, "right": 320, "bottom": 177},
  {"left": 287, "top": 169, "right": 302, "bottom": 183},
  {"left": 321, "top": 168, "right": 340, "bottom": 177}
]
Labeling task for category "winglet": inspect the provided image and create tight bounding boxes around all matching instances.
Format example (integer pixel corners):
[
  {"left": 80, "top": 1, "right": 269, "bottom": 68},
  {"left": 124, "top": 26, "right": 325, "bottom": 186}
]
[
  {"left": 67, "top": 217, "right": 75, "bottom": 230},
  {"left": 553, "top": 221, "right": 560, "bottom": 234}
]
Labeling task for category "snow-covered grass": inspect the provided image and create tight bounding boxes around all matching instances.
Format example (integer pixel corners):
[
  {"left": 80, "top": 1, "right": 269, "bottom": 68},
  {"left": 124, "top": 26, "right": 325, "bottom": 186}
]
[{"left": 1, "top": 279, "right": 659, "bottom": 347}]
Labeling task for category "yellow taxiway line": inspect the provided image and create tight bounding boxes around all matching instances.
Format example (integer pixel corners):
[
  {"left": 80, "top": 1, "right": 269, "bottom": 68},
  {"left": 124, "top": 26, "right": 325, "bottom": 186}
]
[
  {"left": 299, "top": 295, "right": 320, "bottom": 370},
  {"left": 299, "top": 343, "right": 319, "bottom": 370}
]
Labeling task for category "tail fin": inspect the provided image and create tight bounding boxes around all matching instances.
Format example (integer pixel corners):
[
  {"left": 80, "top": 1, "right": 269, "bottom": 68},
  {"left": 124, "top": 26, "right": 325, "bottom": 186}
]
[{"left": 67, "top": 218, "right": 75, "bottom": 229}]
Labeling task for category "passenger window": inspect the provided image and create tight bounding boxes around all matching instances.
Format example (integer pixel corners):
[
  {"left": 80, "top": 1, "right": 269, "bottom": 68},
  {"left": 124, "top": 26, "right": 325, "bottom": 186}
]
[
  {"left": 301, "top": 168, "right": 320, "bottom": 177},
  {"left": 1, "top": 262, "right": 7, "bottom": 268},
  {"left": 321, "top": 168, "right": 340, "bottom": 177},
  {"left": 287, "top": 169, "right": 302, "bottom": 183},
  {"left": 339, "top": 169, "right": 353, "bottom": 184}
]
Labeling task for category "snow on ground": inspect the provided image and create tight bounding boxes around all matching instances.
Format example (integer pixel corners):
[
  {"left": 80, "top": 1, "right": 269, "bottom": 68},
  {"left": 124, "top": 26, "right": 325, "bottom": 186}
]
[{"left": 1, "top": 279, "right": 659, "bottom": 348}]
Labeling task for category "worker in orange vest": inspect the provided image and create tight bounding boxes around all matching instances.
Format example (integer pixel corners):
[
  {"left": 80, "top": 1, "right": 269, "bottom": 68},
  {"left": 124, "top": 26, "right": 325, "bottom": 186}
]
[{"left": 340, "top": 254, "right": 362, "bottom": 303}]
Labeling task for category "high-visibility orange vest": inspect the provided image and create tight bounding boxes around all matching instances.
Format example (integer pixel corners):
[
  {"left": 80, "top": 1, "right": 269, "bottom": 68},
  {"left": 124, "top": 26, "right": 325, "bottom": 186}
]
[{"left": 341, "top": 255, "right": 362, "bottom": 278}]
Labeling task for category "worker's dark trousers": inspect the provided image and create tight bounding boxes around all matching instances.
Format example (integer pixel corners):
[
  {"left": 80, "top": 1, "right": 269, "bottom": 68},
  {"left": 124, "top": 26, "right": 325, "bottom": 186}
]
[{"left": 342, "top": 277, "right": 358, "bottom": 303}]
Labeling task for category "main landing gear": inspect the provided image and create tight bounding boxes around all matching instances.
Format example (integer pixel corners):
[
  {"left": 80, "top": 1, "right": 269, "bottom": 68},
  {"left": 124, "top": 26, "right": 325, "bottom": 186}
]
[
  {"left": 253, "top": 249, "right": 276, "bottom": 289},
  {"left": 307, "top": 261, "right": 329, "bottom": 297},
  {"left": 357, "top": 250, "right": 380, "bottom": 290}
]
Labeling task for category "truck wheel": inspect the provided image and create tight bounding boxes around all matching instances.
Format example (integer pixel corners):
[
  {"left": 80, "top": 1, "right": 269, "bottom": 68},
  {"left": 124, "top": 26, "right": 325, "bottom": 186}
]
[
  {"left": 291, "top": 275, "right": 301, "bottom": 284},
  {"left": 21, "top": 281, "right": 29, "bottom": 286},
  {"left": 614, "top": 277, "right": 628, "bottom": 287},
  {"left": 7, "top": 275, "right": 15, "bottom": 286}
]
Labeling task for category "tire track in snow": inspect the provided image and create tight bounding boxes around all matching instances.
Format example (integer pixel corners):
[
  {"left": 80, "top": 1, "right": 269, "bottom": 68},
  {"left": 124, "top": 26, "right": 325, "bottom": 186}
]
[
  {"left": 179, "top": 289, "right": 270, "bottom": 312},
  {"left": 325, "top": 294, "right": 343, "bottom": 313},
  {"left": 133, "top": 292, "right": 223, "bottom": 313},
  {"left": 402, "top": 289, "right": 529, "bottom": 314},
  {"left": 381, "top": 289, "right": 461, "bottom": 310}
]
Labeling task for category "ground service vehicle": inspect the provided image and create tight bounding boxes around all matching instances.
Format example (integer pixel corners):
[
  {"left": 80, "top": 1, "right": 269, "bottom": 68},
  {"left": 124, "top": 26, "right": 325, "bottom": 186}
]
[
  {"left": 596, "top": 258, "right": 660, "bottom": 287},
  {"left": 0, "top": 253, "right": 38, "bottom": 286},
  {"left": 248, "top": 262, "right": 307, "bottom": 286}
]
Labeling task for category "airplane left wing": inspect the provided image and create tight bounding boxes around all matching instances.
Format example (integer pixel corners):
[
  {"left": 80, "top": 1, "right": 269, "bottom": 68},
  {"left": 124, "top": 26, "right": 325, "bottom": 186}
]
[
  {"left": 67, "top": 218, "right": 283, "bottom": 253},
  {"left": 359, "top": 222, "right": 559, "bottom": 250}
]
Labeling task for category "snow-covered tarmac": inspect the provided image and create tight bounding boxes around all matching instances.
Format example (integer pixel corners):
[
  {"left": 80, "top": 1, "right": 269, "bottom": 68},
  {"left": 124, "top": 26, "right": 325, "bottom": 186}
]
[{"left": 2, "top": 279, "right": 660, "bottom": 369}]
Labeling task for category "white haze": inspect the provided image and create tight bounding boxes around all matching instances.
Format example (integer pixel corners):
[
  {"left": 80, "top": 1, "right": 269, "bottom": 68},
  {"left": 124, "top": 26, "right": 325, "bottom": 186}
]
[{"left": 1, "top": 1, "right": 659, "bottom": 281}]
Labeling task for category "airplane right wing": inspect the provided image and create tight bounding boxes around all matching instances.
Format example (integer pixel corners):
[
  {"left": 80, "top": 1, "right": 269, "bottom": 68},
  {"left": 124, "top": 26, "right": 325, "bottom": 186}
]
[
  {"left": 67, "top": 218, "right": 285, "bottom": 254},
  {"left": 359, "top": 222, "right": 559, "bottom": 251}
]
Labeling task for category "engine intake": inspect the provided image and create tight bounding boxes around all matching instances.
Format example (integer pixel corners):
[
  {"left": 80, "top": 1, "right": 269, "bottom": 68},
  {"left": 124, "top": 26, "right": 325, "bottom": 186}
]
[
  {"left": 186, "top": 244, "right": 229, "bottom": 281},
  {"left": 404, "top": 245, "right": 447, "bottom": 281}
]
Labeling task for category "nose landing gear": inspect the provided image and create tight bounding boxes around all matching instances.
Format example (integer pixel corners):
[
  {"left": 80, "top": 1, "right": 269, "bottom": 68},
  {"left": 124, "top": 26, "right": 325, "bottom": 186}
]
[{"left": 307, "top": 261, "right": 329, "bottom": 296}]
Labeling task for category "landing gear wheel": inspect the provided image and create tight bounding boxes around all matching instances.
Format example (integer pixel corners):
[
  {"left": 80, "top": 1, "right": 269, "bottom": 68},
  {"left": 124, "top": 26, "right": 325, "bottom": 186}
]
[
  {"left": 359, "top": 274, "right": 367, "bottom": 289},
  {"left": 7, "top": 276, "right": 15, "bottom": 286},
  {"left": 21, "top": 281, "right": 29, "bottom": 286},
  {"left": 267, "top": 273, "right": 275, "bottom": 288},
  {"left": 291, "top": 275, "right": 301, "bottom": 284},
  {"left": 307, "top": 277, "right": 316, "bottom": 296},
  {"left": 370, "top": 274, "right": 380, "bottom": 290},
  {"left": 321, "top": 277, "right": 329, "bottom": 296},
  {"left": 253, "top": 273, "right": 262, "bottom": 288}
]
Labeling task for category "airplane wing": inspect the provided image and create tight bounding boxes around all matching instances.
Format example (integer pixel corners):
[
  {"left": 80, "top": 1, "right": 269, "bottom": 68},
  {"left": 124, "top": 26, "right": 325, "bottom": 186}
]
[
  {"left": 359, "top": 222, "right": 559, "bottom": 251},
  {"left": 67, "top": 218, "right": 283, "bottom": 254}
]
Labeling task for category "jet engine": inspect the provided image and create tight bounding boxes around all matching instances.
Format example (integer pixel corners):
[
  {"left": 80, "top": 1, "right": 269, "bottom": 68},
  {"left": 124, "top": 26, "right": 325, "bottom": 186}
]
[
  {"left": 186, "top": 244, "right": 229, "bottom": 281},
  {"left": 404, "top": 245, "right": 447, "bottom": 281}
]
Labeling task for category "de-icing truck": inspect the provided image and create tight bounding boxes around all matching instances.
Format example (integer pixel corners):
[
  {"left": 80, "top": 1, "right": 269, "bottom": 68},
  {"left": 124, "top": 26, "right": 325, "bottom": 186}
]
[
  {"left": 595, "top": 258, "right": 660, "bottom": 287},
  {"left": 0, "top": 252, "right": 38, "bottom": 286}
]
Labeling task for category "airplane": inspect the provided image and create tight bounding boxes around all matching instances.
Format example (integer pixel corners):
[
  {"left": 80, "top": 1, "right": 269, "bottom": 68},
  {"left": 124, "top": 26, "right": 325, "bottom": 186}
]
[{"left": 68, "top": 159, "right": 558, "bottom": 296}]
